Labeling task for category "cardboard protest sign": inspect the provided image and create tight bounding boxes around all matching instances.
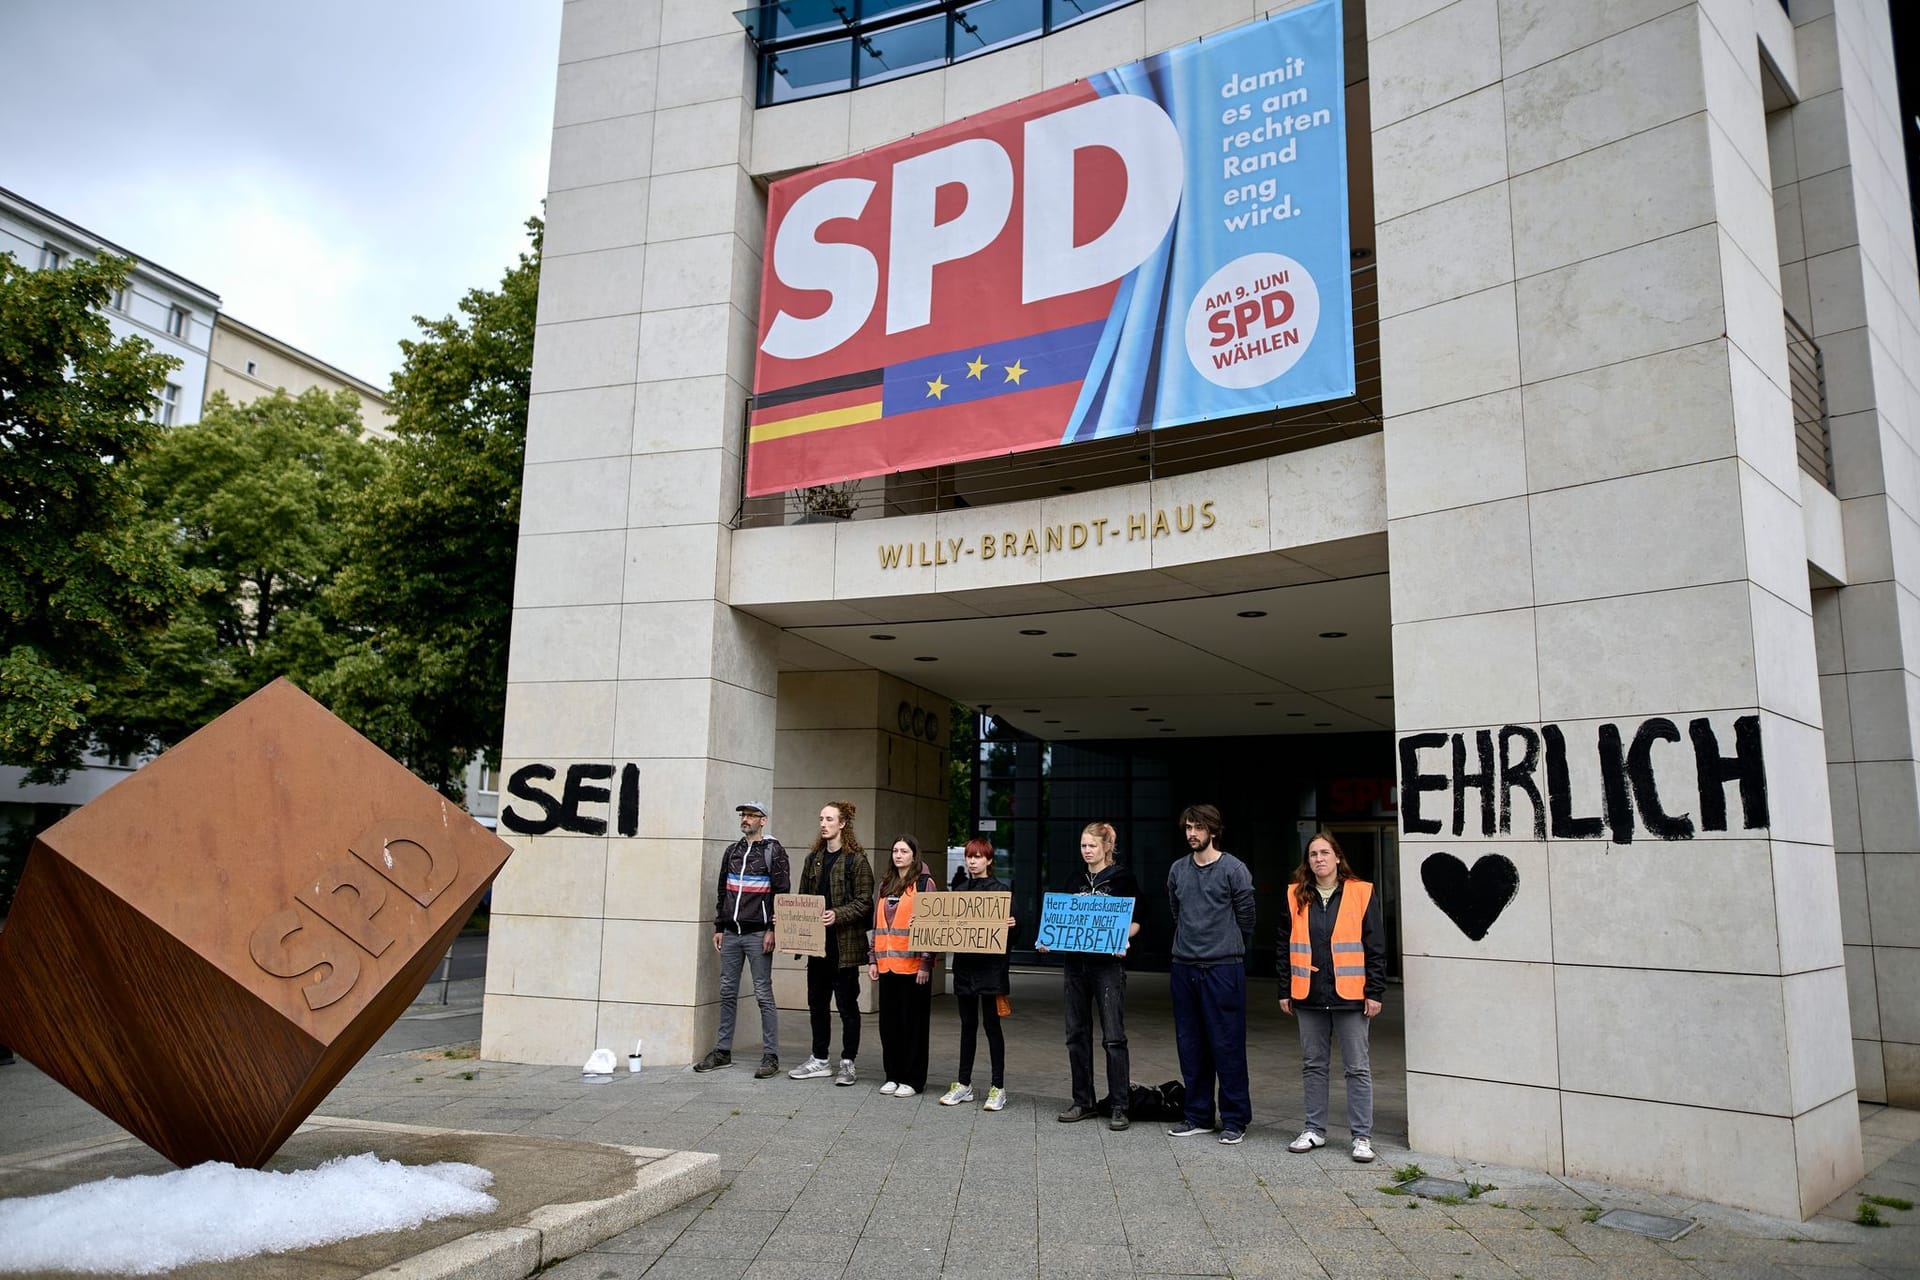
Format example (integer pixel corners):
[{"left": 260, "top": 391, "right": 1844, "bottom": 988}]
[
  {"left": 1036, "top": 893, "right": 1134, "bottom": 953},
  {"left": 908, "top": 890, "right": 1012, "bottom": 954},
  {"left": 775, "top": 893, "right": 827, "bottom": 957}
]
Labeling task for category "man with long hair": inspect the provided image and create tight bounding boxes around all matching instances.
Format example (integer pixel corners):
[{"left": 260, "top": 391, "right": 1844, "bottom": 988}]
[
  {"left": 1165, "top": 804, "right": 1256, "bottom": 1145},
  {"left": 788, "top": 801, "right": 875, "bottom": 1086}
]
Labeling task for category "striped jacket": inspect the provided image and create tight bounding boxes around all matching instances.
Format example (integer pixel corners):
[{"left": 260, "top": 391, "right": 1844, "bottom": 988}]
[{"left": 713, "top": 837, "right": 791, "bottom": 933}]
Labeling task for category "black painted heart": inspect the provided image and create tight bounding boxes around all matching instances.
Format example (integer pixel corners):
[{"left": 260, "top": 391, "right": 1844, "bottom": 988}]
[{"left": 1420, "top": 853, "right": 1519, "bottom": 942}]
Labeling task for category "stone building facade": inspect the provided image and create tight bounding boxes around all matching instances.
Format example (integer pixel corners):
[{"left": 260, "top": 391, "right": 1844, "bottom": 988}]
[{"left": 491, "top": 0, "right": 1919, "bottom": 1218}]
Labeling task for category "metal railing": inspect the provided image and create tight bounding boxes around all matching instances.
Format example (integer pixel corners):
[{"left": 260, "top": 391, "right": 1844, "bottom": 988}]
[
  {"left": 735, "top": 263, "right": 1382, "bottom": 527},
  {"left": 1786, "top": 309, "right": 1831, "bottom": 490}
]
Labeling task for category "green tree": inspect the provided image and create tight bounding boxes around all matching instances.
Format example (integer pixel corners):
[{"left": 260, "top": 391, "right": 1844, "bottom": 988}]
[
  {"left": 949, "top": 701, "right": 977, "bottom": 846},
  {"left": 318, "top": 219, "right": 540, "bottom": 797},
  {"left": 0, "top": 253, "right": 198, "bottom": 778},
  {"left": 91, "top": 387, "right": 387, "bottom": 752}
]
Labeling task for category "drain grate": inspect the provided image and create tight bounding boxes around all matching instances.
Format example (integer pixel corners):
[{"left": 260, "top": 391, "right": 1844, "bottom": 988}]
[
  {"left": 1594, "top": 1208, "right": 1697, "bottom": 1240},
  {"left": 1400, "top": 1177, "right": 1473, "bottom": 1199}
]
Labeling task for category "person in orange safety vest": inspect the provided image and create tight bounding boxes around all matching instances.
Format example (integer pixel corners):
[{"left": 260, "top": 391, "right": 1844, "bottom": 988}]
[
  {"left": 869, "top": 834, "right": 937, "bottom": 1097},
  {"left": 1279, "top": 830, "right": 1386, "bottom": 1164}
]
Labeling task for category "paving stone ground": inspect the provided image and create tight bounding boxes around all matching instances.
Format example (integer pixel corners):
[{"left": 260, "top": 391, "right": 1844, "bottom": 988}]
[{"left": 5, "top": 970, "right": 1919, "bottom": 1278}]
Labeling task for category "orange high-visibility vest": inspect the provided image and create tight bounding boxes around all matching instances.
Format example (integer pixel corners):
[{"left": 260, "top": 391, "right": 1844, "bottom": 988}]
[
  {"left": 873, "top": 886, "right": 922, "bottom": 975},
  {"left": 1289, "top": 879, "right": 1372, "bottom": 1001}
]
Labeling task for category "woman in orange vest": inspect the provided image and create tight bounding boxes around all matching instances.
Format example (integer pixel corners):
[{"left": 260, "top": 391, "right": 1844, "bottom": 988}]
[
  {"left": 1279, "top": 830, "right": 1386, "bottom": 1162},
  {"left": 869, "top": 834, "right": 937, "bottom": 1097}
]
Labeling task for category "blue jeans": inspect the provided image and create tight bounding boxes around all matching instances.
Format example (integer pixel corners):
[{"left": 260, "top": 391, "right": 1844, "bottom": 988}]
[
  {"left": 716, "top": 930, "right": 777, "bottom": 1056},
  {"left": 1170, "top": 960, "right": 1250, "bottom": 1131}
]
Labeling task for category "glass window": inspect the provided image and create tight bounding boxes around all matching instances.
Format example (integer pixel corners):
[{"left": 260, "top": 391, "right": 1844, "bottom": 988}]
[
  {"left": 39, "top": 243, "right": 66, "bottom": 270},
  {"left": 953, "top": 0, "right": 1042, "bottom": 60},
  {"left": 742, "top": 0, "right": 851, "bottom": 42},
  {"left": 107, "top": 283, "right": 128, "bottom": 312},
  {"left": 166, "top": 305, "right": 190, "bottom": 338},
  {"left": 854, "top": 11, "right": 946, "bottom": 86},
  {"left": 764, "top": 36, "right": 854, "bottom": 102},
  {"left": 858, "top": 0, "right": 939, "bottom": 21},
  {"left": 158, "top": 383, "right": 181, "bottom": 427},
  {"left": 1048, "top": 0, "right": 1133, "bottom": 29}
]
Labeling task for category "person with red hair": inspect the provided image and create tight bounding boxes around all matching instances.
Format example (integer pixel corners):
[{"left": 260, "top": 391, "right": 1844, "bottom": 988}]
[{"left": 938, "top": 837, "right": 1016, "bottom": 1111}]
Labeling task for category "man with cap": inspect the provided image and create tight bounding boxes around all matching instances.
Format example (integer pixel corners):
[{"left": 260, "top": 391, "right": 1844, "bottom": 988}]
[{"left": 696, "top": 801, "right": 790, "bottom": 1077}]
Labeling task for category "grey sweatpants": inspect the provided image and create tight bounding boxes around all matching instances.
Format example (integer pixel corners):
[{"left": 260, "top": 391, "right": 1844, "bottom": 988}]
[{"left": 1296, "top": 1006, "right": 1372, "bottom": 1140}]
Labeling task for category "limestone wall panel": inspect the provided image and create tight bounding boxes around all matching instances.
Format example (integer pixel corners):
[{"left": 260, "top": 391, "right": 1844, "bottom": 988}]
[
  {"left": 1406, "top": 1072, "right": 1563, "bottom": 1170},
  {"left": 1403, "top": 954, "right": 1559, "bottom": 1087},
  {"left": 1382, "top": 390, "right": 1527, "bottom": 520},
  {"left": 1557, "top": 966, "right": 1791, "bottom": 1113},
  {"left": 527, "top": 385, "right": 638, "bottom": 464},
  {"left": 1560, "top": 1092, "right": 1801, "bottom": 1218},
  {"left": 1548, "top": 839, "right": 1780, "bottom": 973}
]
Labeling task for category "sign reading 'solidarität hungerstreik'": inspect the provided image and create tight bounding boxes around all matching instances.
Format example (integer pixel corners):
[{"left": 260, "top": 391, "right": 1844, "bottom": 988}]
[{"left": 745, "top": 0, "right": 1353, "bottom": 497}]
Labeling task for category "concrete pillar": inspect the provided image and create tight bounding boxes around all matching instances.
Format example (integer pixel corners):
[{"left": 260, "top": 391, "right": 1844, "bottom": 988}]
[
  {"left": 1375, "top": 0, "right": 1861, "bottom": 1217},
  {"left": 482, "top": 0, "right": 777, "bottom": 1067},
  {"left": 1778, "top": 1, "right": 1920, "bottom": 1108}
]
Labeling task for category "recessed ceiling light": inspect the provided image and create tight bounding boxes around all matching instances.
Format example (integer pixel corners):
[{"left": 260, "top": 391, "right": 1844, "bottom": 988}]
[
  {"left": 1286, "top": 712, "right": 1304, "bottom": 717},
  {"left": 1236, "top": 610, "right": 1267, "bottom": 618},
  {"left": 1159, "top": 727, "right": 1176, "bottom": 733},
  {"left": 1022, "top": 708, "right": 1041, "bottom": 713},
  {"left": 1254, "top": 701, "right": 1273, "bottom": 707},
  {"left": 1064, "top": 728, "right": 1080, "bottom": 734},
  {"left": 870, "top": 633, "right": 895, "bottom": 640},
  {"left": 913, "top": 655, "right": 938, "bottom": 662},
  {"left": 1376, "top": 693, "right": 1393, "bottom": 700},
  {"left": 1044, "top": 719, "right": 1061, "bottom": 724},
  {"left": 1314, "top": 722, "right": 1332, "bottom": 727},
  {"left": 1019, "top": 628, "right": 1047, "bottom": 636},
  {"left": 1057, "top": 485, "right": 1076, "bottom": 492},
  {"left": 1052, "top": 651, "right": 1077, "bottom": 658},
  {"left": 1318, "top": 631, "right": 1347, "bottom": 639},
  {"left": 1130, "top": 706, "right": 1149, "bottom": 712},
  {"left": 1146, "top": 717, "right": 1164, "bottom": 723}
]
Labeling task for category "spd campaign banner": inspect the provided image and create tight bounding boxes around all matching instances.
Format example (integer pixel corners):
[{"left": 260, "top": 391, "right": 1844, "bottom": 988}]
[{"left": 745, "top": 0, "right": 1352, "bottom": 497}]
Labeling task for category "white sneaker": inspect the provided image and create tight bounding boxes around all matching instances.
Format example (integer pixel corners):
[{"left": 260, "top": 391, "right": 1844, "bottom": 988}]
[
  {"left": 1288, "top": 1131, "right": 1326, "bottom": 1153},
  {"left": 879, "top": 1081, "right": 898, "bottom": 1095},
  {"left": 894, "top": 1084, "right": 917, "bottom": 1098},
  {"left": 834, "top": 1058, "right": 857, "bottom": 1086},
  {"left": 1351, "top": 1138, "right": 1375, "bottom": 1163},
  {"left": 983, "top": 1086, "right": 1007, "bottom": 1112},
  {"left": 939, "top": 1082, "right": 974, "bottom": 1106},
  {"left": 788, "top": 1056, "right": 831, "bottom": 1080}
]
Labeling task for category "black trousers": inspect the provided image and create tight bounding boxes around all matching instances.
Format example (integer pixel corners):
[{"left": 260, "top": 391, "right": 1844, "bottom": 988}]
[
  {"left": 1063, "top": 956, "right": 1129, "bottom": 1112},
  {"left": 954, "top": 993, "right": 1006, "bottom": 1089},
  {"left": 806, "top": 957, "right": 862, "bottom": 1062},
  {"left": 875, "top": 971, "right": 931, "bottom": 1091}
]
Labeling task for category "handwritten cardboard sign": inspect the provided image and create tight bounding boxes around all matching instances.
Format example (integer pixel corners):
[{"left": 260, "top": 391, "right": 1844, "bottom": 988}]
[
  {"left": 908, "top": 890, "right": 1011, "bottom": 954},
  {"left": 775, "top": 893, "right": 827, "bottom": 957},
  {"left": 1036, "top": 893, "right": 1134, "bottom": 953}
]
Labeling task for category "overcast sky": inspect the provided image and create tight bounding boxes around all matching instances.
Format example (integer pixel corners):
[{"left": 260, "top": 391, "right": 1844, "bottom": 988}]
[{"left": 0, "top": 1, "right": 561, "bottom": 388}]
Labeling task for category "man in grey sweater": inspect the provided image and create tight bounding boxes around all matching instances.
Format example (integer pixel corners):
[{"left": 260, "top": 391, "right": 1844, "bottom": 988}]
[{"left": 1165, "top": 804, "right": 1257, "bottom": 1144}]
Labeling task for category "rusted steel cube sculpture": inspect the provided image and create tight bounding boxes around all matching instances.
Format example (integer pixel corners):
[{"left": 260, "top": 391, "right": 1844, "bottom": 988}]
[{"left": 0, "top": 679, "right": 512, "bottom": 1168}]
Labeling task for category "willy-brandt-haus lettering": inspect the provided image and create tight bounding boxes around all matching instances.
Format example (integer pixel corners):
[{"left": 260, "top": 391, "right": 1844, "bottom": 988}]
[{"left": 496, "top": 0, "right": 1920, "bottom": 1219}]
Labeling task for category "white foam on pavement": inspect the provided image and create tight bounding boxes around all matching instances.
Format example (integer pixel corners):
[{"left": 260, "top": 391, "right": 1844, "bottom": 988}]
[{"left": 0, "top": 1153, "right": 497, "bottom": 1275}]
